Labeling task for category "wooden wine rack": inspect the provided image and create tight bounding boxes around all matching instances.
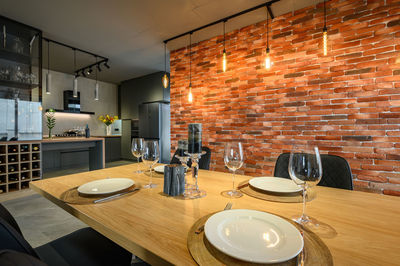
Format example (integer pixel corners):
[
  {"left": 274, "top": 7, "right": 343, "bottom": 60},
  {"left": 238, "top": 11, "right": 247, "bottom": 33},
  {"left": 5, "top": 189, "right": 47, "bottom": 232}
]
[{"left": 0, "top": 142, "right": 42, "bottom": 194}]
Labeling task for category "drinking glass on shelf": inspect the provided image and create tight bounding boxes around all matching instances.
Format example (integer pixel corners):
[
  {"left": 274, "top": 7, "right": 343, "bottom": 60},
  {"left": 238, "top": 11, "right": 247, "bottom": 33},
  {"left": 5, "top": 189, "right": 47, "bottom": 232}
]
[
  {"left": 131, "top": 138, "right": 144, "bottom": 173},
  {"left": 142, "top": 140, "right": 160, "bottom": 189},
  {"left": 289, "top": 145, "right": 322, "bottom": 226},
  {"left": 221, "top": 142, "right": 244, "bottom": 198}
]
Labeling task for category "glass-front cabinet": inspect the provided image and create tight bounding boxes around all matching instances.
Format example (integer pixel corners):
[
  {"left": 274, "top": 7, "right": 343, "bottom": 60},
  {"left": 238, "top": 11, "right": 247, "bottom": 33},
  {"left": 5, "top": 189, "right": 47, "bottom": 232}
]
[{"left": 0, "top": 15, "right": 42, "bottom": 141}]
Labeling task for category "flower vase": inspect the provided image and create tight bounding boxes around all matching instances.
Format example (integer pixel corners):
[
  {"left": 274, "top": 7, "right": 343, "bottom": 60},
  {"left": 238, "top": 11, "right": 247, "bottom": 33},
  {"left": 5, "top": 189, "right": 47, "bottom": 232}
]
[
  {"left": 106, "top": 125, "right": 112, "bottom": 136},
  {"left": 48, "top": 128, "right": 52, "bottom": 139}
]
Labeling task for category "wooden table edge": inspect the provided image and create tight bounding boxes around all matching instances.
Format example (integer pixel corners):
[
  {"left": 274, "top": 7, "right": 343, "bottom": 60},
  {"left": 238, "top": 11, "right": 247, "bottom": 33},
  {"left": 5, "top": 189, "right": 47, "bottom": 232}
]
[{"left": 30, "top": 182, "right": 173, "bottom": 266}]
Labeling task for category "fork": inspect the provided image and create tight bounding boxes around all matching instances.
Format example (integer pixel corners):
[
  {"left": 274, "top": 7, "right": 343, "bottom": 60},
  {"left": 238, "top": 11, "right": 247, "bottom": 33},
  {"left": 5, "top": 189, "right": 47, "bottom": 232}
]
[{"left": 195, "top": 202, "right": 233, "bottom": 234}]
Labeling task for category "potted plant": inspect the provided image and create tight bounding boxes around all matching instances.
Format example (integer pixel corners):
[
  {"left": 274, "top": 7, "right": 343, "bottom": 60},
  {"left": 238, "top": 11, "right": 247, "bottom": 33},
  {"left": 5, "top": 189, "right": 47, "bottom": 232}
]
[
  {"left": 45, "top": 109, "right": 56, "bottom": 138},
  {"left": 98, "top": 115, "right": 118, "bottom": 136}
]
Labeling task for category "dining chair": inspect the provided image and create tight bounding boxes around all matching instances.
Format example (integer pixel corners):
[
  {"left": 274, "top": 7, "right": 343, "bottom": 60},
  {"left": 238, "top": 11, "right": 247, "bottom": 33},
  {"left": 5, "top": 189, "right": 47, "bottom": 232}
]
[
  {"left": 170, "top": 146, "right": 212, "bottom": 170},
  {"left": 273, "top": 153, "right": 354, "bottom": 190},
  {"left": 0, "top": 203, "right": 132, "bottom": 266}
]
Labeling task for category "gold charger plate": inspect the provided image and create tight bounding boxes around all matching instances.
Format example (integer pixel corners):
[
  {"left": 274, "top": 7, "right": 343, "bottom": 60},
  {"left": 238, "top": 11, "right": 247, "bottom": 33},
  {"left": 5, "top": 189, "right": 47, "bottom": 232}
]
[
  {"left": 60, "top": 183, "right": 141, "bottom": 204},
  {"left": 238, "top": 180, "right": 316, "bottom": 203},
  {"left": 188, "top": 212, "right": 333, "bottom": 266}
]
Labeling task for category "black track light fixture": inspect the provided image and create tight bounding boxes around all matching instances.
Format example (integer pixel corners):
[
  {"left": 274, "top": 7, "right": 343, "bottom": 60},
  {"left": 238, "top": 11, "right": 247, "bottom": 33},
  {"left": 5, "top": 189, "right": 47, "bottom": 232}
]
[
  {"left": 104, "top": 61, "right": 110, "bottom": 69},
  {"left": 97, "top": 64, "right": 102, "bottom": 72}
]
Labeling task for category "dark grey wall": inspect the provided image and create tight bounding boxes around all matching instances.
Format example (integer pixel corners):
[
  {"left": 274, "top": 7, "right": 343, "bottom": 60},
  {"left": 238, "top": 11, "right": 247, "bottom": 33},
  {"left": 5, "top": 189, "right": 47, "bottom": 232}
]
[{"left": 120, "top": 71, "right": 170, "bottom": 119}]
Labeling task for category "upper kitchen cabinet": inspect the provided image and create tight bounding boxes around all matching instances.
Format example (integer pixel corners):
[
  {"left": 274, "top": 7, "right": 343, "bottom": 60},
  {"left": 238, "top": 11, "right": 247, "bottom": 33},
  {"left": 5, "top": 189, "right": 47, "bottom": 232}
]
[
  {"left": 119, "top": 71, "right": 169, "bottom": 120},
  {"left": 0, "top": 16, "right": 42, "bottom": 141},
  {"left": 0, "top": 15, "right": 42, "bottom": 102}
]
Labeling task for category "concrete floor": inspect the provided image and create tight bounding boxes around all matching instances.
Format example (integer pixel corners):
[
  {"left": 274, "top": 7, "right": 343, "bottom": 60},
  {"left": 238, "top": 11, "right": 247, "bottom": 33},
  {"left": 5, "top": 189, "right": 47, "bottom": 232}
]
[{"left": 0, "top": 160, "right": 134, "bottom": 248}]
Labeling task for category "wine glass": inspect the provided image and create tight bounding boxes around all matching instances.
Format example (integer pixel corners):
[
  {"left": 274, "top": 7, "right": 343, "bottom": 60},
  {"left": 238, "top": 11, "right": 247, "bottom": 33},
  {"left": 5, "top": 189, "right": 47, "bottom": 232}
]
[
  {"left": 221, "top": 142, "right": 244, "bottom": 198},
  {"left": 142, "top": 140, "right": 160, "bottom": 189},
  {"left": 289, "top": 146, "right": 322, "bottom": 226},
  {"left": 131, "top": 138, "right": 144, "bottom": 173}
]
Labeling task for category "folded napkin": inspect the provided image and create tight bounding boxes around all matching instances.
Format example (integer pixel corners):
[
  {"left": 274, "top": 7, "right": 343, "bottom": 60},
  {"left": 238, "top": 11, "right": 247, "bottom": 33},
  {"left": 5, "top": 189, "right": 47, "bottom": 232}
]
[{"left": 163, "top": 164, "right": 185, "bottom": 196}]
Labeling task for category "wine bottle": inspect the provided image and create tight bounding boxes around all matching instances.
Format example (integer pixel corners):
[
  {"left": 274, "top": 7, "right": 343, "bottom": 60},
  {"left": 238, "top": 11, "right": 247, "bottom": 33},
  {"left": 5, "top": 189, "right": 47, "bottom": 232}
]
[
  {"left": 33, "top": 146, "right": 39, "bottom": 151},
  {"left": 9, "top": 176, "right": 18, "bottom": 182},
  {"left": 10, "top": 157, "right": 15, "bottom": 162},
  {"left": 9, "top": 166, "right": 15, "bottom": 172},
  {"left": 32, "top": 155, "right": 37, "bottom": 160}
]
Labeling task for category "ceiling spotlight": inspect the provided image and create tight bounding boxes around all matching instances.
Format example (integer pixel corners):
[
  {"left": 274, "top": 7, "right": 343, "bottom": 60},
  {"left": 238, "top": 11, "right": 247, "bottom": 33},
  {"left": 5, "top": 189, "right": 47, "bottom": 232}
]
[
  {"left": 86, "top": 68, "right": 93, "bottom": 75},
  {"left": 97, "top": 64, "right": 102, "bottom": 72},
  {"left": 104, "top": 61, "right": 110, "bottom": 69},
  {"left": 81, "top": 71, "right": 86, "bottom": 77}
]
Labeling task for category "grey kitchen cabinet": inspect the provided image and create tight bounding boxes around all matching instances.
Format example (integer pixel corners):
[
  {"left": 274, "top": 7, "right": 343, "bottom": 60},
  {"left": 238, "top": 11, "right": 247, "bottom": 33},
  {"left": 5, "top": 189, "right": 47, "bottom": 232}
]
[{"left": 105, "top": 137, "right": 121, "bottom": 162}]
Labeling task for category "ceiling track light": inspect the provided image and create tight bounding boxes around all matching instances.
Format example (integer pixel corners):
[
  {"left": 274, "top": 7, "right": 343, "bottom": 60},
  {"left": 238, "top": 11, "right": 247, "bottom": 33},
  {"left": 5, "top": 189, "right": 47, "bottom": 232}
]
[
  {"left": 104, "top": 61, "right": 110, "bottom": 69},
  {"left": 222, "top": 20, "right": 227, "bottom": 72},
  {"left": 265, "top": 6, "right": 272, "bottom": 70},
  {"left": 188, "top": 33, "right": 193, "bottom": 103},
  {"left": 162, "top": 42, "right": 169, "bottom": 89},
  {"left": 323, "top": 0, "right": 328, "bottom": 56},
  {"left": 97, "top": 64, "right": 102, "bottom": 72},
  {"left": 46, "top": 40, "right": 51, "bottom": 95}
]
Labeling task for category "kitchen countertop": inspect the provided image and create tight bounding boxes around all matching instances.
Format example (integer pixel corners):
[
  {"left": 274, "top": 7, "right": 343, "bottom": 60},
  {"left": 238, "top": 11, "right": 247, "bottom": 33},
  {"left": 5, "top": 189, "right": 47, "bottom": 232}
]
[
  {"left": 92, "top": 135, "right": 121, "bottom": 138},
  {"left": 41, "top": 137, "right": 105, "bottom": 143},
  {"left": 0, "top": 137, "right": 105, "bottom": 144}
]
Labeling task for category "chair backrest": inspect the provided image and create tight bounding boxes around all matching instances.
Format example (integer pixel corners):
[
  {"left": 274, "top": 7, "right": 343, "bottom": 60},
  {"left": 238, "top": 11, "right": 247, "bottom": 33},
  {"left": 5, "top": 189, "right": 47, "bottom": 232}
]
[
  {"left": 273, "top": 153, "right": 353, "bottom": 190},
  {"left": 170, "top": 146, "right": 212, "bottom": 170},
  {"left": 0, "top": 204, "right": 22, "bottom": 235},
  {"left": 0, "top": 204, "right": 38, "bottom": 258}
]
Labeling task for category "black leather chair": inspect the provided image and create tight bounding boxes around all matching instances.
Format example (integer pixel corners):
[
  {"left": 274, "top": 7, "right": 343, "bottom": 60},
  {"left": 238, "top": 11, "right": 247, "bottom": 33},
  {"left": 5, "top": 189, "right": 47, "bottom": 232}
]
[
  {"left": 0, "top": 203, "right": 132, "bottom": 266},
  {"left": 170, "top": 146, "right": 212, "bottom": 170},
  {"left": 273, "top": 153, "right": 353, "bottom": 190}
]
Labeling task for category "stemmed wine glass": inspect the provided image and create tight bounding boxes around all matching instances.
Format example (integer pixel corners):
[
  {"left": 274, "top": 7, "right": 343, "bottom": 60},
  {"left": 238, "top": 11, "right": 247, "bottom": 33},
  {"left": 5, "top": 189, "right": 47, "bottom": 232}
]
[
  {"left": 131, "top": 138, "right": 144, "bottom": 173},
  {"left": 222, "top": 142, "right": 244, "bottom": 198},
  {"left": 289, "top": 146, "right": 322, "bottom": 226},
  {"left": 142, "top": 140, "right": 160, "bottom": 189}
]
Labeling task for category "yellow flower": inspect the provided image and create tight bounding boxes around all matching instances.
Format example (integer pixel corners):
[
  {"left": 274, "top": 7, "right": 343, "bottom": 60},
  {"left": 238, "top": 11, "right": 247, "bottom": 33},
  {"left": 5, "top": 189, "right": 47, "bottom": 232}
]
[{"left": 114, "top": 116, "right": 118, "bottom": 120}]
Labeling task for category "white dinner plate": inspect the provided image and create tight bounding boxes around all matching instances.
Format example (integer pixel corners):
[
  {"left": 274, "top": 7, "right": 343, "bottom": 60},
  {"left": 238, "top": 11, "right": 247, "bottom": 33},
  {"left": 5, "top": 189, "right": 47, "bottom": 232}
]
[
  {"left": 249, "top": 176, "right": 302, "bottom": 193},
  {"left": 154, "top": 165, "right": 165, "bottom": 174},
  {"left": 77, "top": 178, "right": 135, "bottom": 195},
  {"left": 204, "top": 209, "right": 303, "bottom": 264}
]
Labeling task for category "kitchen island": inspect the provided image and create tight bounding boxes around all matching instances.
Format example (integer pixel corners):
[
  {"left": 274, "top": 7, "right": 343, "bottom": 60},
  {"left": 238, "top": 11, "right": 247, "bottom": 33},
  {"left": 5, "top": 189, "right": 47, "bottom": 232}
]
[{"left": 42, "top": 137, "right": 105, "bottom": 173}]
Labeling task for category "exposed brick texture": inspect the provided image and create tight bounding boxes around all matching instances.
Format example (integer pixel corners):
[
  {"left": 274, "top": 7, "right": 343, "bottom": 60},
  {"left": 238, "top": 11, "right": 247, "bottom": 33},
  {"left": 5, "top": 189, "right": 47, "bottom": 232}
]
[{"left": 170, "top": 0, "right": 400, "bottom": 195}]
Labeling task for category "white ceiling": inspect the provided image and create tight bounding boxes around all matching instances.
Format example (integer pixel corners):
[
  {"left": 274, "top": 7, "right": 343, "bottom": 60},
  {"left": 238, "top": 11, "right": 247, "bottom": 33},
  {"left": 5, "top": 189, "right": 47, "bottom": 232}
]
[{"left": 0, "top": 0, "right": 319, "bottom": 84}]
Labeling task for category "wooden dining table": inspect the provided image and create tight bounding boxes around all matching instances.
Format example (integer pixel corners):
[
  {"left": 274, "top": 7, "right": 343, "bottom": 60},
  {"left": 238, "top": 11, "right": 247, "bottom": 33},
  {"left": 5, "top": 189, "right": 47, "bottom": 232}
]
[{"left": 30, "top": 163, "right": 400, "bottom": 266}]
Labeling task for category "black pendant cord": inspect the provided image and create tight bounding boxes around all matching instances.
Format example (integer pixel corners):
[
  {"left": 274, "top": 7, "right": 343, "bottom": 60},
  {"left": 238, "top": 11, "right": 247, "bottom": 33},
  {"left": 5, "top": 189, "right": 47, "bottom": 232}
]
[
  {"left": 164, "top": 42, "right": 167, "bottom": 73},
  {"left": 47, "top": 40, "right": 50, "bottom": 74},
  {"left": 73, "top": 49, "right": 76, "bottom": 77},
  {"left": 223, "top": 21, "right": 226, "bottom": 52},
  {"left": 266, "top": 7, "right": 270, "bottom": 52},
  {"left": 189, "top": 33, "right": 192, "bottom": 86},
  {"left": 323, "top": 0, "right": 327, "bottom": 31}
]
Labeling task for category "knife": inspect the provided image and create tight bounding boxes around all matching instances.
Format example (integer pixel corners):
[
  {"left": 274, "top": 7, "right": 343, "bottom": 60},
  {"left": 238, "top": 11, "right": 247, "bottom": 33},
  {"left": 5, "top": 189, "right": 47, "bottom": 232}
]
[{"left": 94, "top": 188, "right": 140, "bottom": 204}]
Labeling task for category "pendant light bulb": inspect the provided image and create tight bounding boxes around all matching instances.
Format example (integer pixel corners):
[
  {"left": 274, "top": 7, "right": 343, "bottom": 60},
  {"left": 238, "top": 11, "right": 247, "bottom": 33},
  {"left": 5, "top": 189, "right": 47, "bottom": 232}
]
[
  {"left": 322, "top": 0, "right": 328, "bottom": 56},
  {"left": 162, "top": 73, "right": 169, "bottom": 88},
  {"left": 45, "top": 73, "right": 51, "bottom": 94},
  {"left": 323, "top": 28, "right": 328, "bottom": 56},
  {"left": 73, "top": 77, "right": 78, "bottom": 98},
  {"left": 188, "top": 84, "right": 193, "bottom": 103},
  {"left": 94, "top": 82, "right": 99, "bottom": 101},
  {"left": 265, "top": 48, "right": 272, "bottom": 70},
  {"left": 222, "top": 49, "right": 227, "bottom": 72}
]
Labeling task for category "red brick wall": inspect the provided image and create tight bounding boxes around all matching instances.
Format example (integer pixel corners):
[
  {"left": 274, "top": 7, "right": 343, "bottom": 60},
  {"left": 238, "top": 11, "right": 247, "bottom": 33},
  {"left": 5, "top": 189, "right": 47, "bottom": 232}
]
[{"left": 170, "top": 0, "right": 400, "bottom": 195}]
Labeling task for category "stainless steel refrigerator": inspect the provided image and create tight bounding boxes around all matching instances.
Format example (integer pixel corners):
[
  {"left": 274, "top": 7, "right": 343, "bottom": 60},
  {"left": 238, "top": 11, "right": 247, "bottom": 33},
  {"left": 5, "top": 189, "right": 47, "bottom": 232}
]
[{"left": 139, "top": 101, "right": 170, "bottom": 163}]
